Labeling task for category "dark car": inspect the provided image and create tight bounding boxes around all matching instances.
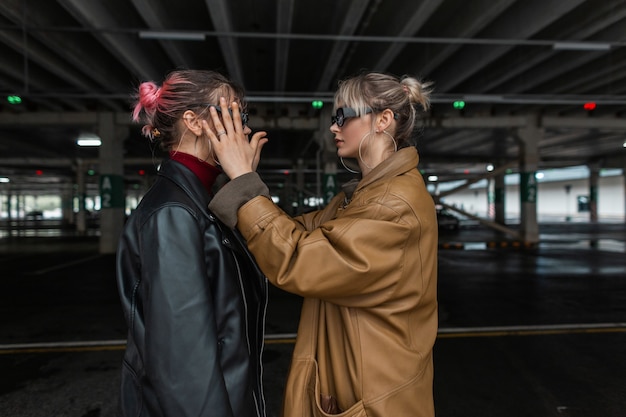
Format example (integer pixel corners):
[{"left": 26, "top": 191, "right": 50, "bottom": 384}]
[
  {"left": 437, "top": 209, "right": 460, "bottom": 231},
  {"left": 25, "top": 210, "right": 44, "bottom": 220}
]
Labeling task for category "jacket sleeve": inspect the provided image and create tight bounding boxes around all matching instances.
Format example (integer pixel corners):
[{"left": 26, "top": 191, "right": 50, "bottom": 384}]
[
  {"left": 235, "top": 195, "right": 415, "bottom": 308},
  {"left": 208, "top": 172, "right": 271, "bottom": 229},
  {"left": 140, "top": 205, "right": 235, "bottom": 417}
]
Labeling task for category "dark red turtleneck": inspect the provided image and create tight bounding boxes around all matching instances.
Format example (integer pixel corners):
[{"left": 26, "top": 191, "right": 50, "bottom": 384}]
[{"left": 169, "top": 151, "right": 221, "bottom": 194}]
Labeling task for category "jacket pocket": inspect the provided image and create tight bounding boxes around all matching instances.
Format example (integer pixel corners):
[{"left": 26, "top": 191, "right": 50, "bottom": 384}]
[{"left": 284, "top": 357, "right": 367, "bottom": 417}]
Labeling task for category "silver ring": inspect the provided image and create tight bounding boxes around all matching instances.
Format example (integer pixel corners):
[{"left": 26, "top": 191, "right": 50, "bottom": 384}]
[{"left": 217, "top": 130, "right": 226, "bottom": 136}]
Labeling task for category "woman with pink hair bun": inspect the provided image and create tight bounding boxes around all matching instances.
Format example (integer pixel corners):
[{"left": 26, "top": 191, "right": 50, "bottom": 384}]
[{"left": 116, "top": 69, "right": 268, "bottom": 417}]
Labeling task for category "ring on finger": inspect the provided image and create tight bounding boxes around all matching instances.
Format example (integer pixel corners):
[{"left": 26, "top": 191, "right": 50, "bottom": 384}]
[{"left": 217, "top": 130, "right": 227, "bottom": 136}]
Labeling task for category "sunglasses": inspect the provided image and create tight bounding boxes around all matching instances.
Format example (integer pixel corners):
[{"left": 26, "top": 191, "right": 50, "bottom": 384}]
[
  {"left": 331, "top": 107, "right": 372, "bottom": 127},
  {"left": 203, "top": 104, "right": 249, "bottom": 127}
]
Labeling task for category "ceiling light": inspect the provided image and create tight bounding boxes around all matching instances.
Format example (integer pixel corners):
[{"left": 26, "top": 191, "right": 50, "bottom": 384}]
[
  {"left": 553, "top": 42, "right": 611, "bottom": 51},
  {"left": 77, "top": 139, "right": 101, "bottom": 147},
  {"left": 0, "top": 177, "right": 9, "bottom": 183},
  {"left": 139, "top": 31, "right": 206, "bottom": 41},
  {"left": 77, "top": 132, "right": 102, "bottom": 147}
]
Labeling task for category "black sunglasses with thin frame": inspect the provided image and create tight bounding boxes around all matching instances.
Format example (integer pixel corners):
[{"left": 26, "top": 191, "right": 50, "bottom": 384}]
[
  {"left": 331, "top": 107, "right": 372, "bottom": 127},
  {"left": 203, "top": 104, "right": 249, "bottom": 127}
]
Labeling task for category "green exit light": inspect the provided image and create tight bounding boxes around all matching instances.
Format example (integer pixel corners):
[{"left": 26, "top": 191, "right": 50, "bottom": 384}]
[
  {"left": 311, "top": 100, "right": 323, "bottom": 109},
  {"left": 7, "top": 95, "right": 22, "bottom": 104},
  {"left": 453, "top": 101, "right": 465, "bottom": 110}
]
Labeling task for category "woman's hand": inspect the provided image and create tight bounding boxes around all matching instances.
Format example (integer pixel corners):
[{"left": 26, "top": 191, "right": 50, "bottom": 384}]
[{"left": 204, "top": 97, "right": 268, "bottom": 180}]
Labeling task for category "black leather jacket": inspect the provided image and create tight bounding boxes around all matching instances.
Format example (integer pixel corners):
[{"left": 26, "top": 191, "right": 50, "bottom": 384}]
[{"left": 116, "top": 158, "right": 267, "bottom": 417}]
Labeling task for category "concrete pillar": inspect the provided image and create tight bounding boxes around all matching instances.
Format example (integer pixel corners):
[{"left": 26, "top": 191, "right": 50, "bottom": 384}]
[
  {"left": 588, "top": 164, "right": 599, "bottom": 223},
  {"left": 494, "top": 167, "right": 506, "bottom": 224},
  {"left": 316, "top": 106, "right": 338, "bottom": 207},
  {"left": 6, "top": 191, "right": 12, "bottom": 222},
  {"left": 564, "top": 184, "right": 572, "bottom": 222},
  {"left": 61, "top": 188, "right": 74, "bottom": 227},
  {"left": 16, "top": 194, "right": 22, "bottom": 220},
  {"left": 518, "top": 115, "right": 541, "bottom": 244},
  {"left": 76, "top": 159, "right": 87, "bottom": 235},
  {"left": 323, "top": 160, "right": 338, "bottom": 205},
  {"left": 98, "top": 112, "right": 126, "bottom": 254},
  {"left": 296, "top": 158, "right": 305, "bottom": 210},
  {"left": 487, "top": 178, "right": 495, "bottom": 219}
]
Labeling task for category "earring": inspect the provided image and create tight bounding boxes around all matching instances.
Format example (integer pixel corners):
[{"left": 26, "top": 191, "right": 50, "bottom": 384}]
[
  {"left": 340, "top": 157, "right": 360, "bottom": 174},
  {"left": 382, "top": 130, "right": 398, "bottom": 152},
  {"left": 358, "top": 130, "right": 398, "bottom": 170},
  {"left": 358, "top": 131, "right": 374, "bottom": 170}
]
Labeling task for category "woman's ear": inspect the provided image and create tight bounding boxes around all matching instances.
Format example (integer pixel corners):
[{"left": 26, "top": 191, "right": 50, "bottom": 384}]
[
  {"left": 182, "top": 110, "right": 203, "bottom": 136},
  {"left": 376, "top": 109, "right": 394, "bottom": 132}
]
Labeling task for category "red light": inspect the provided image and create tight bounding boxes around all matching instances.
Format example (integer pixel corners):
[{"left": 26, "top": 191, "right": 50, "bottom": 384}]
[
  {"left": 138, "top": 169, "right": 145, "bottom": 176},
  {"left": 583, "top": 102, "right": 596, "bottom": 111},
  {"left": 283, "top": 170, "right": 290, "bottom": 175},
  {"left": 35, "top": 169, "right": 43, "bottom": 176}
]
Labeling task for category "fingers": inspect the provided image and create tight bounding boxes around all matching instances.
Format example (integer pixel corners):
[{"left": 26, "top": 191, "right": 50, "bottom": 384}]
[
  {"left": 207, "top": 105, "right": 226, "bottom": 141},
  {"left": 202, "top": 121, "right": 222, "bottom": 142},
  {"left": 204, "top": 100, "right": 270, "bottom": 178},
  {"left": 250, "top": 132, "right": 268, "bottom": 172},
  {"left": 218, "top": 97, "right": 244, "bottom": 138}
]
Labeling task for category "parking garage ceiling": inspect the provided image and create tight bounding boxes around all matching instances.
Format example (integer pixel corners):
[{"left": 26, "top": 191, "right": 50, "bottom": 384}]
[{"left": 1, "top": 0, "right": 626, "bottom": 193}]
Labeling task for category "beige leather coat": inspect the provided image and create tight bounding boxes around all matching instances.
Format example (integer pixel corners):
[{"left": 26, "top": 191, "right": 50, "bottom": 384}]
[{"left": 211, "top": 147, "right": 438, "bottom": 417}]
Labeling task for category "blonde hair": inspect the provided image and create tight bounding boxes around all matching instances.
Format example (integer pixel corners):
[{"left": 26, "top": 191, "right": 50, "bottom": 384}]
[{"left": 334, "top": 71, "right": 433, "bottom": 147}]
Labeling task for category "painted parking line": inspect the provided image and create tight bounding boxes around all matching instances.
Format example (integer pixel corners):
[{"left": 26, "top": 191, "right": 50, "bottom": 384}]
[
  {"left": 1, "top": 323, "right": 625, "bottom": 354},
  {"left": 437, "top": 322, "right": 626, "bottom": 338}
]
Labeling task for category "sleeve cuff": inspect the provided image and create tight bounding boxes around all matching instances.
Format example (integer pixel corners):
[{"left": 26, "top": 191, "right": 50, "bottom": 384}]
[{"left": 208, "top": 172, "right": 271, "bottom": 228}]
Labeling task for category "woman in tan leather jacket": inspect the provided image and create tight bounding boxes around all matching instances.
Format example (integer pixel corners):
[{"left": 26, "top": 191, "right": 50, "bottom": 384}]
[{"left": 206, "top": 71, "right": 438, "bottom": 417}]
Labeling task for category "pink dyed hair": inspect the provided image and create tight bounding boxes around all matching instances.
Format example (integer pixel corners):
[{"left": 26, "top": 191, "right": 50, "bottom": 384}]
[{"left": 131, "top": 70, "right": 245, "bottom": 150}]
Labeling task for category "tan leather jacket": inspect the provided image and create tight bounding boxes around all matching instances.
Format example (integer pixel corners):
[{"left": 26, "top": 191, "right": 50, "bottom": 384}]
[{"left": 210, "top": 147, "right": 438, "bottom": 417}]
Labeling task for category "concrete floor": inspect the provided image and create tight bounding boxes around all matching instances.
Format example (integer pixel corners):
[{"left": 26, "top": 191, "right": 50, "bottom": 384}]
[{"left": 0, "top": 222, "right": 625, "bottom": 417}]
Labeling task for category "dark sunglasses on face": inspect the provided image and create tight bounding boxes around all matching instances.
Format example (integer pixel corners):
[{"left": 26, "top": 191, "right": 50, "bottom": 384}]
[
  {"left": 203, "top": 104, "right": 249, "bottom": 127},
  {"left": 331, "top": 107, "right": 372, "bottom": 127}
]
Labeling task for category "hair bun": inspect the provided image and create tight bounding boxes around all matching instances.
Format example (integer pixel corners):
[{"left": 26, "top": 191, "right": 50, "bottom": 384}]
[
  {"left": 139, "top": 82, "right": 160, "bottom": 112},
  {"left": 132, "top": 82, "right": 160, "bottom": 121}
]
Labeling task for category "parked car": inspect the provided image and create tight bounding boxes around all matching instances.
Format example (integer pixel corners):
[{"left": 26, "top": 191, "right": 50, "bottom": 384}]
[
  {"left": 25, "top": 210, "right": 44, "bottom": 220},
  {"left": 437, "top": 209, "right": 460, "bottom": 231}
]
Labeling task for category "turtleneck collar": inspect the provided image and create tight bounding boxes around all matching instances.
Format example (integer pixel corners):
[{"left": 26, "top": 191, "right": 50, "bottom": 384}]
[{"left": 169, "top": 151, "right": 221, "bottom": 194}]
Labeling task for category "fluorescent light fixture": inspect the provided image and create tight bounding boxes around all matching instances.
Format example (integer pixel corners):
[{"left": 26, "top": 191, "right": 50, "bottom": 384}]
[
  {"left": 77, "top": 139, "right": 101, "bottom": 147},
  {"left": 139, "top": 31, "right": 206, "bottom": 41},
  {"left": 0, "top": 177, "right": 9, "bottom": 183},
  {"left": 553, "top": 42, "right": 611, "bottom": 51},
  {"left": 77, "top": 132, "right": 102, "bottom": 147}
]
